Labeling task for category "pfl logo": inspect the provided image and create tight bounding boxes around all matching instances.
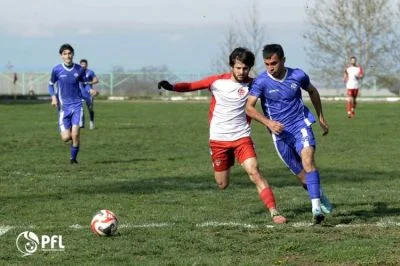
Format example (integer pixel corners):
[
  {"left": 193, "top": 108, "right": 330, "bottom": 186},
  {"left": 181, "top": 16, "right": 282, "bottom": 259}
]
[{"left": 16, "top": 231, "right": 65, "bottom": 257}]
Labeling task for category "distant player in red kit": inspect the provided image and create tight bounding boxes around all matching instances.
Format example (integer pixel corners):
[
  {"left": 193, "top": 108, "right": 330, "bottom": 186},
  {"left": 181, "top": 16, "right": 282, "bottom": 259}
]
[
  {"left": 344, "top": 56, "right": 364, "bottom": 118},
  {"left": 158, "top": 47, "right": 287, "bottom": 224}
]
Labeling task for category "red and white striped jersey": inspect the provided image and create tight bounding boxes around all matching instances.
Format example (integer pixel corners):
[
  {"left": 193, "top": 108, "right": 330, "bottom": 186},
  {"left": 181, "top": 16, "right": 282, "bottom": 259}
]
[
  {"left": 174, "top": 73, "right": 252, "bottom": 141},
  {"left": 345, "top": 65, "right": 364, "bottom": 89}
]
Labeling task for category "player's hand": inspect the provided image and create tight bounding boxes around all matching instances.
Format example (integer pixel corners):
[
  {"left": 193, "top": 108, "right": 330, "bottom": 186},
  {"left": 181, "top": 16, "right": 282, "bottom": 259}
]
[
  {"left": 51, "top": 96, "right": 58, "bottom": 108},
  {"left": 266, "top": 120, "right": 284, "bottom": 135},
  {"left": 158, "top": 80, "right": 174, "bottom": 91},
  {"left": 319, "top": 117, "right": 329, "bottom": 136},
  {"left": 89, "top": 89, "right": 98, "bottom": 96}
]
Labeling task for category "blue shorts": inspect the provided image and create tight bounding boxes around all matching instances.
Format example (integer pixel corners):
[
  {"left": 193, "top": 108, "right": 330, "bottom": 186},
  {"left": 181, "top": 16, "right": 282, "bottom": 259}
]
[
  {"left": 273, "top": 126, "right": 316, "bottom": 175},
  {"left": 58, "top": 104, "right": 84, "bottom": 131}
]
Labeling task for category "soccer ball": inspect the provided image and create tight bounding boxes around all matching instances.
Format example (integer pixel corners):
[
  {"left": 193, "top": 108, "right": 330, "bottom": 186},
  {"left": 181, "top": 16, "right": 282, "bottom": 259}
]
[{"left": 90, "top": 209, "right": 119, "bottom": 236}]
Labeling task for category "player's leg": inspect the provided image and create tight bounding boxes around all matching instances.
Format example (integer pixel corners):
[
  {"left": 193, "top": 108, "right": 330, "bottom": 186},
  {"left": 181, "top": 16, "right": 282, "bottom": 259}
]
[
  {"left": 59, "top": 108, "right": 72, "bottom": 142},
  {"left": 346, "top": 89, "right": 353, "bottom": 118},
  {"left": 209, "top": 140, "right": 234, "bottom": 189},
  {"left": 237, "top": 137, "right": 286, "bottom": 224},
  {"left": 296, "top": 127, "right": 324, "bottom": 224},
  {"left": 296, "top": 170, "right": 333, "bottom": 214},
  {"left": 86, "top": 97, "right": 95, "bottom": 130},
  {"left": 69, "top": 106, "right": 84, "bottom": 164}
]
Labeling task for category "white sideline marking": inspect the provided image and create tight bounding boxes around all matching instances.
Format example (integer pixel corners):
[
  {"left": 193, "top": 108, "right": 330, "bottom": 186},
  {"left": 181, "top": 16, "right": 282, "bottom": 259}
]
[
  {"left": 2, "top": 220, "right": 400, "bottom": 237},
  {"left": 196, "top": 221, "right": 273, "bottom": 229},
  {"left": 0, "top": 226, "right": 13, "bottom": 236}
]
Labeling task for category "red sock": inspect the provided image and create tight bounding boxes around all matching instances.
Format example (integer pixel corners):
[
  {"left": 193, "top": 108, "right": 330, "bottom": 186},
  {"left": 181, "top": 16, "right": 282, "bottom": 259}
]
[{"left": 259, "top": 187, "right": 276, "bottom": 209}]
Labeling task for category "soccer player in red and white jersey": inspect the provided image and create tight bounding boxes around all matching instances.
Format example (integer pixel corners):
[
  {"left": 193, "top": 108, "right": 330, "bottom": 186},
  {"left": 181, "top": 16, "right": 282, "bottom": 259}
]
[
  {"left": 158, "top": 47, "right": 287, "bottom": 224},
  {"left": 344, "top": 56, "right": 364, "bottom": 118}
]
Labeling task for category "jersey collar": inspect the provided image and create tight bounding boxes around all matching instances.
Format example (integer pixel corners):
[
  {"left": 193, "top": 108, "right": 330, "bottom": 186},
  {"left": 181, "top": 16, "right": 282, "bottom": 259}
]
[{"left": 267, "top": 68, "right": 288, "bottom": 82}]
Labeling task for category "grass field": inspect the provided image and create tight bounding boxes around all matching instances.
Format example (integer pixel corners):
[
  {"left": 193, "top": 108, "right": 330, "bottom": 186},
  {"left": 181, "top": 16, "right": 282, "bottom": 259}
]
[{"left": 0, "top": 100, "right": 399, "bottom": 265}]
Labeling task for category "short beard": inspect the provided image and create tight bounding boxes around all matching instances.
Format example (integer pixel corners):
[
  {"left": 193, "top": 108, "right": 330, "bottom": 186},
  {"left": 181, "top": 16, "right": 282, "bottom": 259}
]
[{"left": 232, "top": 73, "right": 244, "bottom": 82}]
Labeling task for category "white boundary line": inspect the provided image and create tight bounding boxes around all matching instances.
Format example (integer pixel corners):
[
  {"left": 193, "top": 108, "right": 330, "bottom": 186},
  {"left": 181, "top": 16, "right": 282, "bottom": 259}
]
[
  {"left": 0, "top": 226, "right": 13, "bottom": 236},
  {"left": 1, "top": 220, "right": 400, "bottom": 237}
]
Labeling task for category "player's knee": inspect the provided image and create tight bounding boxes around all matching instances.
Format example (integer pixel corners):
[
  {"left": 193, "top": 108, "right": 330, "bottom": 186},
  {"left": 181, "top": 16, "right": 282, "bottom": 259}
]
[{"left": 61, "top": 135, "right": 71, "bottom": 142}]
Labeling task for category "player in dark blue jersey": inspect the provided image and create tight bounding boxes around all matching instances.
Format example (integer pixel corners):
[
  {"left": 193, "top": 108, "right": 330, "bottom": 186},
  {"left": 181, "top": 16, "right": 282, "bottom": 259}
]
[
  {"left": 79, "top": 59, "right": 99, "bottom": 130},
  {"left": 48, "top": 44, "right": 98, "bottom": 164},
  {"left": 245, "top": 44, "right": 332, "bottom": 224}
]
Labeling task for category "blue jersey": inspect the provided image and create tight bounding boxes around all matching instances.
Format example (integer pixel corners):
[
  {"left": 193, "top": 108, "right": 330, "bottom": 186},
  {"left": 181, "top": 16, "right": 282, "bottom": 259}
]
[
  {"left": 80, "top": 69, "right": 97, "bottom": 98},
  {"left": 249, "top": 68, "right": 316, "bottom": 137},
  {"left": 48, "top": 63, "right": 88, "bottom": 106}
]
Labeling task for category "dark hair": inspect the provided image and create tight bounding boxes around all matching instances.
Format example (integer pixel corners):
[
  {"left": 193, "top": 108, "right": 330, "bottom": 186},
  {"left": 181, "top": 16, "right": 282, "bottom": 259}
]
[
  {"left": 229, "top": 47, "right": 255, "bottom": 68},
  {"left": 262, "top": 44, "right": 284, "bottom": 59},
  {"left": 59, "top": 43, "right": 74, "bottom": 55},
  {"left": 80, "top": 59, "right": 88, "bottom": 64},
  {"left": 350, "top": 56, "right": 357, "bottom": 60}
]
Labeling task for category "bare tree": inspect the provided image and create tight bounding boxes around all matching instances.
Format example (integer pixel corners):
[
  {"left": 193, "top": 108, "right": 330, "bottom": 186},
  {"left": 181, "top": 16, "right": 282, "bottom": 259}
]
[
  {"left": 240, "top": 0, "right": 265, "bottom": 75},
  {"left": 212, "top": 22, "right": 240, "bottom": 73},
  {"left": 304, "top": 0, "right": 398, "bottom": 88},
  {"left": 213, "top": 0, "right": 266, "bottom": 75}
]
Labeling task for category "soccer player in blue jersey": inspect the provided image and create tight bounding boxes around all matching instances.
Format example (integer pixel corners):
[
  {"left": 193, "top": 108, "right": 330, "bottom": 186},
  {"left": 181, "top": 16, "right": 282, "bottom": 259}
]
[
  {"left": 48, "top": 44, "right": 98, "bottom": 164},
  {"left": 245, "top": 44, "right": 332, "bottom": 224},
  {"left": 79, "top": 59, "right": 99, "bottom": 130}
]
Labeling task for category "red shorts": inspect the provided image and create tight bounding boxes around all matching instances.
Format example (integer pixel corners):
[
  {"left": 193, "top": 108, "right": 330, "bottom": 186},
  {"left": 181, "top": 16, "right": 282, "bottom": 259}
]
[
  {"left": 209, "top": 137, "right": 256, "bottom": 172},
  {"left": 347, "top": 89, "right": 359, "bottom": 97}
]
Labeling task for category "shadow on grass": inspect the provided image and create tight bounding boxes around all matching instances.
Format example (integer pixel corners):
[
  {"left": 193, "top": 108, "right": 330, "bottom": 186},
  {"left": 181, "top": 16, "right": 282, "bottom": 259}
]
[
  {"left": 333, "top": 201, "right": 400, "bottom": 224},
  {"left": 95, "top": 158, "right": 157, "bottom": 164}
]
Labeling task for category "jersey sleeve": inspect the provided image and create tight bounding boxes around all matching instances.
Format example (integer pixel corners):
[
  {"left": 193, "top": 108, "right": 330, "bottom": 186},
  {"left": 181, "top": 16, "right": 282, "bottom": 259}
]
[
  {"left": 299, "top": 70, "right": 310, "bottom": 90},
  {"left": 48, "top": 68, "right": 57, "bottom": 96},
  {"left": 173, "top": 74, "right": 225, "bottom": 92},
  {"left": 248, "top": 76, "right": 264, "bottom": 98}
]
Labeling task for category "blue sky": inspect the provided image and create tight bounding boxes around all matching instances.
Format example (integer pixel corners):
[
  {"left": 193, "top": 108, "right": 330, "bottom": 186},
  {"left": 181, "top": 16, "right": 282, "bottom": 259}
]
[{"left": 0, "top": 0, "right": 313, "bottom": 74}]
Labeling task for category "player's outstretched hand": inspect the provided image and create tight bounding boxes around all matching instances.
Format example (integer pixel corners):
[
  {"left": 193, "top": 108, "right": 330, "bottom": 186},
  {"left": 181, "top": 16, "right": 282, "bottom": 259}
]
[
  {"left": 319, "top": 117, "right": 329, "bottom": 136},
  {"left": 89, "top": 89, "right": 99, "bottom": 96},
  {"left": 158, "top": 80, "right": 174, "bottom": 91}
]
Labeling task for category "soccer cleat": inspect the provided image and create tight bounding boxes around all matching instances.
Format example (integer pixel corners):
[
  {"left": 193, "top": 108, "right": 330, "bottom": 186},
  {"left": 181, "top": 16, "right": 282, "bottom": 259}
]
[
  {"left": 70, "top": 159, "right": 78, "bottom": 164},
  {"left": 320, "top": 194, "right": 333, "bottom": 214},
  {"left": 270, "top": 210, "right": 287, "bottom": 224},
  {"left": 312, "top": 209, "right": 325, "bottom": 225},
  {"left": 90, "top": 122, "right": 95, "bottom": 130}
]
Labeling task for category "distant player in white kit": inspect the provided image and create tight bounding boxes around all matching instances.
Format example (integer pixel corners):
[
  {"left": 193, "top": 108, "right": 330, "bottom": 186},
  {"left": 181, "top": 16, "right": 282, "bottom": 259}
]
[
  {"left": 48, "top": 44, "right": 98, "bottom": 164},
  {"left": 157, "top": 47, "right": 287, "bottom": 224},
  {"left": 344, "top": 56, "right": 364, "bottom": 118}
]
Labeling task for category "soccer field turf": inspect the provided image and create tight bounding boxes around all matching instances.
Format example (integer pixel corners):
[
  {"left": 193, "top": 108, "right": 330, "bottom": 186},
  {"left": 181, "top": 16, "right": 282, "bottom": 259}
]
[{"left": 0, "top": 100, "right": 399, "bottom": 265}]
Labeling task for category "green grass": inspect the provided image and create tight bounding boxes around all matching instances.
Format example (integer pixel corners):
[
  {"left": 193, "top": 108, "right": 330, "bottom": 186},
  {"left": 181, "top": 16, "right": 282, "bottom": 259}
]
[{"left": 0, "top": 100, "right": 399, "bottom": 265}]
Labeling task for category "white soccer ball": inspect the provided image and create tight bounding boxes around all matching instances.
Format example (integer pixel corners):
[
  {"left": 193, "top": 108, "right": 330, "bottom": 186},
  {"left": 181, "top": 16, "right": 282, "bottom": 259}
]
[{"left": 90, "top": 209, "right": 119, "bottom": 236}]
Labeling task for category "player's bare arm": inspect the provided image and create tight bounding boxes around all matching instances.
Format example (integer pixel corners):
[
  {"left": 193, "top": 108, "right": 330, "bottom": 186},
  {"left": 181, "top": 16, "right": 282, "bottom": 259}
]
[
  {"left": 90, "top": 76, "right": 99, "bottom": 85},
  {"left": 306, "top": 83, "right": 329, "bottom": 136},
  {"left": 245, "top": 95, "right": 284, "bottom": 135}
]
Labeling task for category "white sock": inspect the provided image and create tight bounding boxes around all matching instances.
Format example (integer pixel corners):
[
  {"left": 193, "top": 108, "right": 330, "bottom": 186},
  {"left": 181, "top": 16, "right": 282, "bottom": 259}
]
[{"left": 311, "top": 198, "right": 321, "bottom": 212}]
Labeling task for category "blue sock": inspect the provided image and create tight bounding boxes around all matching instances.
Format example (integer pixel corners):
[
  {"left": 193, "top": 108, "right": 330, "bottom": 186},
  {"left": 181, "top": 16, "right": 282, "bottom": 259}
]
[
  {"left": 306, "top": 171, "right": 321, "bottom": 199},
  {"left": 71, "top": 145, "right": 79, "bottom": 160}
]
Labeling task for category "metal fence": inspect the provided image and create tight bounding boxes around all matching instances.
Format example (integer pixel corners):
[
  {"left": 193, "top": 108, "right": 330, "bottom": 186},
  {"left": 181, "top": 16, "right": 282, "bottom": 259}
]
[
  {"left": 0, "top": 72, "right": 211, "bottom": 97},
  {"left": 0, "top": 71, "right": 396, "bottom": 98}
]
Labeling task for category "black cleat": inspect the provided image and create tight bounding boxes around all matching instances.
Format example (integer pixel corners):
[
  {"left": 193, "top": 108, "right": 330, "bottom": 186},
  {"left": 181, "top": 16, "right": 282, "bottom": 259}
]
[
  {"left": 70, "top": 159, "right": 78, "bottom": 164},
  {"left": 313, "top": 213, "right": 325, "bottom": 225}
]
